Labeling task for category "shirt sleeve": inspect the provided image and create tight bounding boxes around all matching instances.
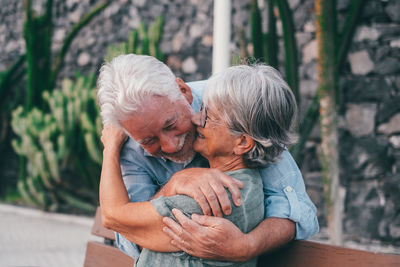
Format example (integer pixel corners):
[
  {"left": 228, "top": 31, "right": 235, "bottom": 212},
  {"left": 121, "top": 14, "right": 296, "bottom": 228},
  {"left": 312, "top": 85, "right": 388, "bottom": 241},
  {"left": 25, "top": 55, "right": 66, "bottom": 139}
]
[
  {"left": 115, "top": 140, "right": 160, "bottom": 260},
  {"left": 259, "top": 150, "right": 319, "bottom": 240},
  {"left": 120, "top": 157, "right": 159, "bottom": 202}
]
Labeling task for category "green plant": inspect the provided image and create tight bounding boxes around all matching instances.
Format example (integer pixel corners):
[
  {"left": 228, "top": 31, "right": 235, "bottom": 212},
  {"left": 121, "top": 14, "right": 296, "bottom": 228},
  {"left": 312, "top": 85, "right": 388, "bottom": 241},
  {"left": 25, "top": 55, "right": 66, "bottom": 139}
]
[
  {"left": 23, "top": 0, "right": 110, "bottom": 111},
  {"left": 290, "top": 0, "right": 365, "bottom": 162},
  {"left": 246, "top": 0, "right": 298, "bottom": 101},
  {"left": 1, "top": 0, "right": 109, "bottom": 154},
  {"left": 5, "top": 0, "right": 110, "bottom": 208},
  {"left": 105, "top": 16, "right": 164, "bottom": 62},
  {"left": 11, "top": 73, "right": 102, "bottom": 213},
  {"left": 0, "top": 55, "right": 25, "bottom": 110},
  {"left": 0, "top": 55, "right": 25, "bottom": 148},
  {"left": 242, "top": 0, "right": 365, "bottom": 164}
]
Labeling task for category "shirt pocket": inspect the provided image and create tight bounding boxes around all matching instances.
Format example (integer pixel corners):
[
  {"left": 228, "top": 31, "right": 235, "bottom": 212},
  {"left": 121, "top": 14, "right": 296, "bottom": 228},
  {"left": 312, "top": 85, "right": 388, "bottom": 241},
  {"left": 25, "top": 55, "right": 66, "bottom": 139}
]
[{"left": 283, "top": 185, "right": 301, "bottom": 223}]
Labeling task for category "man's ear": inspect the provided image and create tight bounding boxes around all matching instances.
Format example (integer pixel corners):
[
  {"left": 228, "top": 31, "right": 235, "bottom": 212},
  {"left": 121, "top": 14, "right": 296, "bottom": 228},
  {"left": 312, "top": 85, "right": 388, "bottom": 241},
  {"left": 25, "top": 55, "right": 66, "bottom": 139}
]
[
  {"left": 233, "top": 135, "right": 255, "bottom": 155},
  {"left": 176, "top": 77, "right": 193, "bottom": 104}
]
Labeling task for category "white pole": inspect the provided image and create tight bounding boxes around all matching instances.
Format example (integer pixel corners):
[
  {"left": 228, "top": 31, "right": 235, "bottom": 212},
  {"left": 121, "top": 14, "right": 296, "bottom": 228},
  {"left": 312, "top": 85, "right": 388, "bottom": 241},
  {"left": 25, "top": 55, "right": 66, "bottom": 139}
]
[{"left": 212, "top": 0, "right": 231, "bottom": 75}]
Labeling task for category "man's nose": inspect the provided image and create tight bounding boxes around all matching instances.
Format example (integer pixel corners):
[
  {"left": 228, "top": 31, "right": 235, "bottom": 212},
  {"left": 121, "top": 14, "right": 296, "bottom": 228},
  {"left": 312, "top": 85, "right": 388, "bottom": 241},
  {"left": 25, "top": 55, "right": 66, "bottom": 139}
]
[
  {"left": 191, "top": 111, "right": 201, "bottom": 126},
  {"left": 159, "top": 134, "right": 179, "bottom": 153}
]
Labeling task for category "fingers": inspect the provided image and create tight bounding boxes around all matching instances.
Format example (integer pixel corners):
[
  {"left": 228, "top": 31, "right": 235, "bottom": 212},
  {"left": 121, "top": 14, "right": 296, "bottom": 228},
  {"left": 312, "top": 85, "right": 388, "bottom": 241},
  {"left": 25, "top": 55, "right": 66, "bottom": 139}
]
[
  {"left": 162, "top": 217, "right": 184, "bottom": 243},
  {"left": 162, "top": 209, "right": 201, "bottom": 252},
  {"left": 101, "top": 124, "right": 128, "bottom": 150},
  {"left": 170, "top": 168, "right": 243, "bottom": 216},
  {"left": 163, "top": 209, "right": 199, "bottom": 234},
  {"left": 191, "top": 213, "right": 215, "bottom": 227},
  {"left": 192, "top": 191, "right": 212, "bottom": 216},
  {"left": 209, "top": 181, "right": 231, "bottom": 216},
  {"left": 221, "top": 174, "right": 243, "bottom": 207},
  {"left": 200, "top": 185, "right": 223, "bottom": 217},
  {"left": 196, "top": 170, "right": 243, "bottom": 215}
]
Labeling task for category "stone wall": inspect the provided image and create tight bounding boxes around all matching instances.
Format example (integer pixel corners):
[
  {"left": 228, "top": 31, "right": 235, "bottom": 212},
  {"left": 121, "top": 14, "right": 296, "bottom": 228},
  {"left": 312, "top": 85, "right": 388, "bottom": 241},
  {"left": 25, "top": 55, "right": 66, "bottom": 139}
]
[{"left": 1, "top": 0, "right": 399, "bottom": 247}]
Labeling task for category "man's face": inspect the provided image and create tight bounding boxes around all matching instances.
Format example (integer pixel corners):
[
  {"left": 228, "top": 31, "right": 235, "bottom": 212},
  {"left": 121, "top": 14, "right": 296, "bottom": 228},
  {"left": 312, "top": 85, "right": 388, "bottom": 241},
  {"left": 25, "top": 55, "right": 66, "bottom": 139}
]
[{"left": 121, "top": 95, "right": 196, "bottom": 163}]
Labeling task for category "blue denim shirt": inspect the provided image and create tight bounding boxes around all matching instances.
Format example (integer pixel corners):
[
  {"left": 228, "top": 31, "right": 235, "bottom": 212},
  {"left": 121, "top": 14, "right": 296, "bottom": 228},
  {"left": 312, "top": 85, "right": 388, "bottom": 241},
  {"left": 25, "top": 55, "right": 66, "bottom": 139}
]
[{"left": 115, "top": 81, "right": 319, "bottom": 260}]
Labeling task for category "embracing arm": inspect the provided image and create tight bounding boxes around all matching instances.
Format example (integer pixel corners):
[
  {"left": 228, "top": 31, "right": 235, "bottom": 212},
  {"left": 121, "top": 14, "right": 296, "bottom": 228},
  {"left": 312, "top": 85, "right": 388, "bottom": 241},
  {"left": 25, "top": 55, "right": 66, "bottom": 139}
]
[
  {"left": 240, "top": 217, "right": 295, "bottom": 260},
  {"left": 163, "top": 209, "right": 295, "bottom": 261},
  {"left": 99, "top": 125, "right": 177, "bottom": 252}
]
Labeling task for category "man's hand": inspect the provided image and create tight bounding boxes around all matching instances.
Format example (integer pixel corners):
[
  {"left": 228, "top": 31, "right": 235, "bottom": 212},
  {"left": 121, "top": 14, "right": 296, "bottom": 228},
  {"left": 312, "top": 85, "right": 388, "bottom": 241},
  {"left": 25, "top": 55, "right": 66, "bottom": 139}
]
[
  {"left": 163, "top": 209, "right": 296, "bottom": 262},
  {"left": 101, "top": 124, "right": 127, "bottom": 152},
  {"left": 162, "top": 209, "right": 250, "bottom": 261},
  {"left": 158, "top": 168, "right": 244, "bottom": 217}
]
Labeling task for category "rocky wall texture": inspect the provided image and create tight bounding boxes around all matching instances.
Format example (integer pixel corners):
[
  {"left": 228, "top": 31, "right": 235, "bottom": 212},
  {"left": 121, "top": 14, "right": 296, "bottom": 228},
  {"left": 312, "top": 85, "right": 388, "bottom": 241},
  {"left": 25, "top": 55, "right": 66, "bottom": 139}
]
[{"left": 1, "top": 0, "right": 399, "bottom": 247}]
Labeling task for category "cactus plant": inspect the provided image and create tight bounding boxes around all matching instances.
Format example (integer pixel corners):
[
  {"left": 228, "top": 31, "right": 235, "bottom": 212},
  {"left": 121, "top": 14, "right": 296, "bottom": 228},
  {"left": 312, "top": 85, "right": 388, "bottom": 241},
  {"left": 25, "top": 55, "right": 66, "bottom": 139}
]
[
  {"left": 105, "top": 16, "right": 164, "bottom": 62},
  {"left": 11, "top": 73, "right": 101, "bottom": 213},
  {"left": 274, "top": 0, "right": 299, "bottom": 102},
  {"left": 246, "top": 0, "right": 298, "bottom": 101},
  {"left": 23, "top": 0, "right": 110, "bottom": 111}
]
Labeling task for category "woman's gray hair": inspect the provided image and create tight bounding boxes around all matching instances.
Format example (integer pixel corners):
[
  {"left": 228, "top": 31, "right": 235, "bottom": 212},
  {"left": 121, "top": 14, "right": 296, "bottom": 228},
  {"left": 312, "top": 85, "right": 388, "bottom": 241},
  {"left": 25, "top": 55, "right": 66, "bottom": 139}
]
[
  {"left": 97, "top": 54, "right": 184, "bottom": 126},
  {"left": 203, "top": 64, "right": 298, "bottom": 168}
]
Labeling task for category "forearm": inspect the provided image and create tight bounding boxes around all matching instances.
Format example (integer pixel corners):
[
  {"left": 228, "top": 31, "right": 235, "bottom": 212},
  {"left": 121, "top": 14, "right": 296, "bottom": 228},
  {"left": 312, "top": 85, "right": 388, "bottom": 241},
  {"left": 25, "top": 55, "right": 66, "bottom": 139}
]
[
  {"left": 99, "top": 147, "right": 177, "bottom": 251},
  {"left": 99, "top": 147, "right": 130, "bottom": 217},
  {"left": 241, "top": 217, "right": 295, "bottom": 261},
  {"left": 106, "top": 201, "right": 177, "bottom": 252}
]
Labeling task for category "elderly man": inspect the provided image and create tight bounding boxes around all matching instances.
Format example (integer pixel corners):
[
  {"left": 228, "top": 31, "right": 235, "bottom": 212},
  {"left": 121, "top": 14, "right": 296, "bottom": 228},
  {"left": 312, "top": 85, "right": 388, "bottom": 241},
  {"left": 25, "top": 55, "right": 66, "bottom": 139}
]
[{"left": 97, "top": 54, "right": 319, "bottom": 262}]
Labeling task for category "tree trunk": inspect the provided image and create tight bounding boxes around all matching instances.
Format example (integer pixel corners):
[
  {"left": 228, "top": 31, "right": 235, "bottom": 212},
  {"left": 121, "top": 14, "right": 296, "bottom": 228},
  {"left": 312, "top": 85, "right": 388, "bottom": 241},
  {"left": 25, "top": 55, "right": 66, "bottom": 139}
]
[{"left": 315, "top": 0, "right": 343, "bottom": 245}]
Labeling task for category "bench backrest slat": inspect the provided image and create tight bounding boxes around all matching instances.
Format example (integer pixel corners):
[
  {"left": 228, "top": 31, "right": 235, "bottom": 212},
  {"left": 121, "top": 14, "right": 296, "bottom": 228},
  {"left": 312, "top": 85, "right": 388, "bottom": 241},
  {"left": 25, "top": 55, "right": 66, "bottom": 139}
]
[
  {"left": 259, "top": 240, "right": 400, "bottom": 267},
  {"left": 84, "top": 241, "right": 134, "bottom": 267},
  {"left": 91, "top": 207, "right": 116, "bottom": 240}
]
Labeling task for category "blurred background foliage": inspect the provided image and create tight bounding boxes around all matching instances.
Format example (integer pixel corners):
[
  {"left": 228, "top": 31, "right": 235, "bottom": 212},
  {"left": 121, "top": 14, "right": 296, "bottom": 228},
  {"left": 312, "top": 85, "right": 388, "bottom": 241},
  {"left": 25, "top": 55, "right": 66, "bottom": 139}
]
[
  {"left": 1, "top": 0, "right": 164, "bottom": 214},
  {"left": 11, "top": 73, "right": 101, "bottom": 213}
]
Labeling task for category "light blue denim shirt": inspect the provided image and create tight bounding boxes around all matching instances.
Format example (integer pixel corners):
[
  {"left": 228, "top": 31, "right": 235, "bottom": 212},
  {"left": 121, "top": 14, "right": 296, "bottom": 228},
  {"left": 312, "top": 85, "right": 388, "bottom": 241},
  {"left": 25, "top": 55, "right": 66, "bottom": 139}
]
[{"left": 115, "top": 80, "right": 319, "bottom": 260}]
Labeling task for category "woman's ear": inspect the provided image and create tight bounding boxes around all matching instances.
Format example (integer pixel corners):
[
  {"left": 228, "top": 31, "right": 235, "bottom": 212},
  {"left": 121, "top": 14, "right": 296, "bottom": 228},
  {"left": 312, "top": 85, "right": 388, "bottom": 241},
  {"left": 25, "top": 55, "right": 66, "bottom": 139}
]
[
  {"left": 176, "top": 77, "right": 193, "bottom": 104},
  {"left": 233, "top": 134, "right": 255, "bottom": 155}
]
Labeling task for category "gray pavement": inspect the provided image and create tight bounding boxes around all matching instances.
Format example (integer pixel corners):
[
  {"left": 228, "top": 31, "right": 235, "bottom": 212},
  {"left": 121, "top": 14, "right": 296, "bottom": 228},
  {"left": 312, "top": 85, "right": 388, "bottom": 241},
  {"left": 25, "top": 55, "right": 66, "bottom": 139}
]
[{"left": 0, "top": 203, "right": 102, "bottom": 267}]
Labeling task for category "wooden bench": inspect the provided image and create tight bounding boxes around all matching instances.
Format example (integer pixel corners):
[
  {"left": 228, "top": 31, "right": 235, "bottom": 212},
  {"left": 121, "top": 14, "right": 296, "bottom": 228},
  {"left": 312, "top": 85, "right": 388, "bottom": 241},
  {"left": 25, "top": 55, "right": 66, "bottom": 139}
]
[
  {"left": 83, "top": 207, "right": 134, "bottom": 267},
  {"left": 84, "top": 208, "right": 400, "bottom": 267}
]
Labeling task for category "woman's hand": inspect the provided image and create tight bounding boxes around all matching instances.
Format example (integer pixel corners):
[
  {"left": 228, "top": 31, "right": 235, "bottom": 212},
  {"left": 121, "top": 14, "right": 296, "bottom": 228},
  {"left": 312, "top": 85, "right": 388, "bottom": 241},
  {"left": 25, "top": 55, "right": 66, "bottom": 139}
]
[{"left": 101, "top": 124, "right": 128, "bottom": 152}]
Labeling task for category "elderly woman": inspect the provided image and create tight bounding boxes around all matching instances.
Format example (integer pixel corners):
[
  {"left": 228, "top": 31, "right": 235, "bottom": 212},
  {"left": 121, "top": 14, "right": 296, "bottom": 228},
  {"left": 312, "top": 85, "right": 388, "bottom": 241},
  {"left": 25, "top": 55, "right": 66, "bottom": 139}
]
[{"left": 131, "top": 64, "right": 297, "bottom": 267}]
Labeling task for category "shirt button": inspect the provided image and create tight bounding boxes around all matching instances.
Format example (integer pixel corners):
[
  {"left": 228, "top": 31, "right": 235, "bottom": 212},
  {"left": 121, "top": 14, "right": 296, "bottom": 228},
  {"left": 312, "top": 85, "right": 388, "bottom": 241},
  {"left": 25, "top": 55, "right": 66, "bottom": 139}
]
[{"left": 285, "top": 186, "right": 293, "bottom": 193}]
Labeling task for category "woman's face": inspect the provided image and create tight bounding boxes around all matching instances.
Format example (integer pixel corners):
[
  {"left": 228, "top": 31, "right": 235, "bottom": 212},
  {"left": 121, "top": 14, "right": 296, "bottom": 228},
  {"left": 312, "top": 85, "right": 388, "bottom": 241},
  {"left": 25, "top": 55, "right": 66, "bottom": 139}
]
[{"left": 192, "top": 105, "right": 237, "bottom": 161}]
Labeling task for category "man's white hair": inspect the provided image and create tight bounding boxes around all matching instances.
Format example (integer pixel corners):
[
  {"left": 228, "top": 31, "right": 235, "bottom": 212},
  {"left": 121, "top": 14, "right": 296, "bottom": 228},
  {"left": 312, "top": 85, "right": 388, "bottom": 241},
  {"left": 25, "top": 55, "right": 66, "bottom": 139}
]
[{"left": 97, "top": 54, "right": 184, "bottom": 126}]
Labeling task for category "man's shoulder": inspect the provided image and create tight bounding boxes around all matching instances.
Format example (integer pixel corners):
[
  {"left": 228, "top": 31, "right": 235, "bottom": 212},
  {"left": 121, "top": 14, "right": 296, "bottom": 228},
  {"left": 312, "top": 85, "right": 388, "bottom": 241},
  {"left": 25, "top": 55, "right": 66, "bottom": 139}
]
[
  {"left": 120, "top": 137, "right": 153, "bottom": 166},
  {"left": 263, "top": 149, "right": 298, "bottom": 170},
  {"left": 121, "top": 137, "right": 144, "bottom": 156},
  {"left": 259, "top": 150, "right": 302, "bottom": 186},
  {"left": 187, "top": 80, "right": 207, "bottom": 93}
]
